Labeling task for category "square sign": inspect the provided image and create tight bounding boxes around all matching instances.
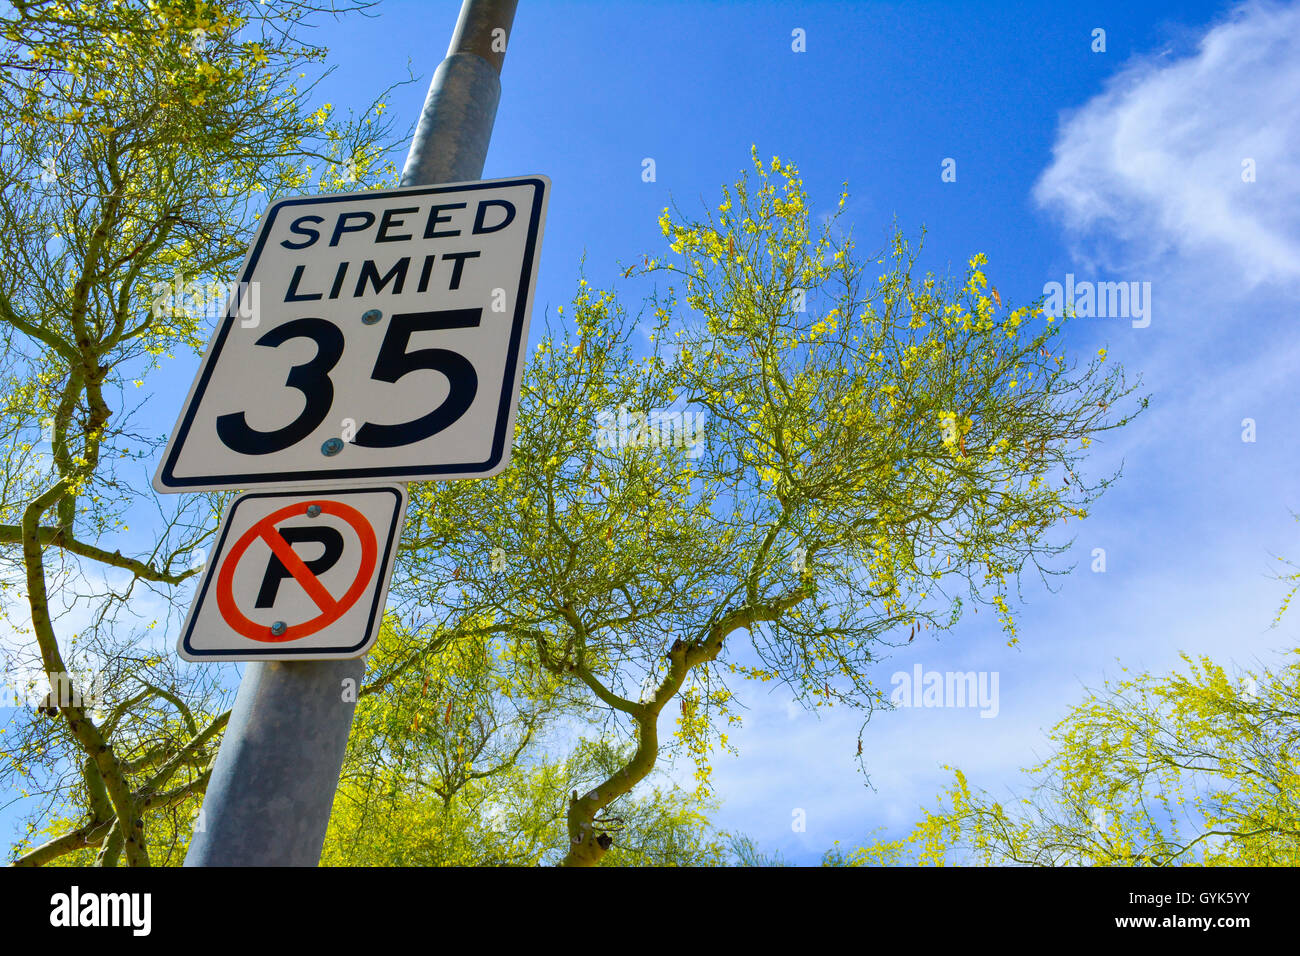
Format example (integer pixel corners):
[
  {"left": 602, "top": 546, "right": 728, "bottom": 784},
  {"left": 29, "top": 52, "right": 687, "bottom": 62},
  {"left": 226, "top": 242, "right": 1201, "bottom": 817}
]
[
  {"left": 178, "top": 486, "right": 406, "bottom": 661},
  {"left": 154, "top": 176, "right": 549, "bottom": 492}
]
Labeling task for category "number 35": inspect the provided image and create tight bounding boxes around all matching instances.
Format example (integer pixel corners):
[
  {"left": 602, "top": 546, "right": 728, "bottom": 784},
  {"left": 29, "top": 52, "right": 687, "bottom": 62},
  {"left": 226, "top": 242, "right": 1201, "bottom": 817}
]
[{"left": 215, "top": 309, "right": 480, "bottom": 455}]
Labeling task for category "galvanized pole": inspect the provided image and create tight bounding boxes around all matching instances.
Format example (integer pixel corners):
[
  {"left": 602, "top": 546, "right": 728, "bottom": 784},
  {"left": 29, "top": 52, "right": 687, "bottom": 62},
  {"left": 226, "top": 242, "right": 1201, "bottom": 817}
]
[{"left": 185, "top": 0, "right": 519, "bottom": 866}]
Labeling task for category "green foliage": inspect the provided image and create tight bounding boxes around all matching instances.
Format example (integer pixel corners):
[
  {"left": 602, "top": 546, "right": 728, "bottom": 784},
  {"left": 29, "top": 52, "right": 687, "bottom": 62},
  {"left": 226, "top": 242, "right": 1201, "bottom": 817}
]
[
  {"left": 386, "top": 148, "right": 1140, "bottom": 864},
  {"left": 324, "top": 743, "right": 726, "bottom": 867},
  {"left": 846, "top": 648, "right": 1300, "bottom": 866},
  {"left": 323, "top": 626, "right": 726, "bottom": 867},
  {"left": 0, "top": 0, "right": 398, "bottom": 866}
]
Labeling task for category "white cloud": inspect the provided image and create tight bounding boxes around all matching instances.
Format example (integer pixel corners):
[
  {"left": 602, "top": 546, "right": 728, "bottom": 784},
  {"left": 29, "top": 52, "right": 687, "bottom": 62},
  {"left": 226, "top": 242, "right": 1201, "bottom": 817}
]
[{"left": 1034, "top": 2, "right": 1300, "bottom": 290}]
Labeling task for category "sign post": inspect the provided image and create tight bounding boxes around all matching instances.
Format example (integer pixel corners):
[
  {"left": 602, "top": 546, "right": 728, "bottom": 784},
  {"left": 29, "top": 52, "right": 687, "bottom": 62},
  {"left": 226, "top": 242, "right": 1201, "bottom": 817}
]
[{"left": 184, "top": 0, "right": 523, "bottom": 866}]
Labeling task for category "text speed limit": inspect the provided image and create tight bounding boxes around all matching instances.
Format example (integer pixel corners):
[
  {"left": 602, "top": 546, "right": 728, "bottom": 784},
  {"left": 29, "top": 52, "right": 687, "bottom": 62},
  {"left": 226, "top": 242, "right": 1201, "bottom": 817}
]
[{"left": 154, "top": 176, "right": 549, "bottom": 492}]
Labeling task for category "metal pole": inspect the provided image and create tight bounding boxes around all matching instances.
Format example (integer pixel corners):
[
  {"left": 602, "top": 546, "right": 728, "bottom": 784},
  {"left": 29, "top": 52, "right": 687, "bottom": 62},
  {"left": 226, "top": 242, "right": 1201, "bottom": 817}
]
[
  {"left": 401, "top": 0, "right": 518, "bottom": 186},
  {"left": 185, "top": 0, "right": 518, "bottom": 867}
]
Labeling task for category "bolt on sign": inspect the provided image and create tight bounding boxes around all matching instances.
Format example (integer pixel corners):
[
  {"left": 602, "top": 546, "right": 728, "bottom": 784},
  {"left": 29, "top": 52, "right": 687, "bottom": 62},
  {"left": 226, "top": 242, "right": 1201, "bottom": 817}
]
[
  {"left": 179, "top": 487, "right": 407, "bottom": 661},
  {"left": 153, "top": 176, "right": 550, "bottom": 492}
]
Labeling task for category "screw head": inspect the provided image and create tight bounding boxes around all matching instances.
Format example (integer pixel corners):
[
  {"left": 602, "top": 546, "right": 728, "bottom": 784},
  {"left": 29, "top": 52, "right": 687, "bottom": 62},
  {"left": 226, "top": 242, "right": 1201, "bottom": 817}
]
[
  {"left": 321, "top": 437, "right": 344, "bottom": 456},
  {"left": 306, "top": 504, "right": 322, "bottom": 518},
  {"left": 270, "top": 621, "right": 287, "bottom": 636},
  {"left": 362, "top": 308, "right": 382, "bottom": 325}
]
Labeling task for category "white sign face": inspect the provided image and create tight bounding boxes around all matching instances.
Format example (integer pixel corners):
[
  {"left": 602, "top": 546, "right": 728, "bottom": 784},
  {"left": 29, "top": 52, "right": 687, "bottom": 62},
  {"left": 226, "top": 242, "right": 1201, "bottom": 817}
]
[
  {"left": 154, "top": 176, "right": 549, "bottom": 492},
  {"left": 178, "top": 486, "right": 407, "bottom": 661}
]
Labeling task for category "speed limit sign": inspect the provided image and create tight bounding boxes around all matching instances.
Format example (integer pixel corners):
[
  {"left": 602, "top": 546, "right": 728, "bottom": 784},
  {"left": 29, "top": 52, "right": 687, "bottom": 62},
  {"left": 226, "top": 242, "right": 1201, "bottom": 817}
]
[{"left": 154, "top": 176, "right": 549, "bottom": 492}]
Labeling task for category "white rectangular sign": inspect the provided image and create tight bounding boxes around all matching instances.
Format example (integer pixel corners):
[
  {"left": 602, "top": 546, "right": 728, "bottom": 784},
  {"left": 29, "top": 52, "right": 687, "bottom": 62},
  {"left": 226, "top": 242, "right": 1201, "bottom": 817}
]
[
  {"left": 154, "top": 176, "right": 549, "bottom": 492},
  {"left": 178, "top": 486, "right": 407, "bottom": 661}
]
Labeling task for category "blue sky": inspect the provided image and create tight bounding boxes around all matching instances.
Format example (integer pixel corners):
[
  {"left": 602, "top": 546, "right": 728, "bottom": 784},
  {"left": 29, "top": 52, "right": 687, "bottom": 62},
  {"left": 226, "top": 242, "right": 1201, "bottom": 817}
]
[{"left": 5, "top": 0, "right": 1300, "bottom": 863}]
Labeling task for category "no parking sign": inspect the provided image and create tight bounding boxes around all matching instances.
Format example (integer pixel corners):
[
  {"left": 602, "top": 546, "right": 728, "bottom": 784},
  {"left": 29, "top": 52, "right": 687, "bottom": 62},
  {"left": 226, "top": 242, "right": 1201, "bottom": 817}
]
[{"left": 179, "top": 486, "right": 407, "bottom": 661}]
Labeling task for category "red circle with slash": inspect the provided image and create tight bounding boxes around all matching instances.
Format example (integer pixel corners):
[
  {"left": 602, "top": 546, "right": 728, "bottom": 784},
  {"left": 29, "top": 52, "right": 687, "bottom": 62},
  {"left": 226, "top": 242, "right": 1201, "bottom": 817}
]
[{"left": 215, "top": 500, "right": 377, "bottom": 643}]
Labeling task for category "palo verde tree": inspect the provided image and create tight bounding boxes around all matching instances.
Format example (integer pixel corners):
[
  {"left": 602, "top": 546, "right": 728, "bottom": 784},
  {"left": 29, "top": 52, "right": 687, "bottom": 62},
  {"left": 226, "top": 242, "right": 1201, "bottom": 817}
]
[
  {"left": 394, "top": 149, "right": 1145, "bottom": 866},
  {"left": 323, "top": 617, "right": 569, "bottom": 866},
  {"left": 841, "top": 648, "right": 1300, "bottom": 867},
  {"left": 839, "top": 561, "right": 1300, "bottom": 868},
  {"left": 324, "top": 736, "right": 730, "bottom": 866},
  {"left": 1, "top": 0, "right": 398, "bottom": 866},
  {"left": 323, "top": 626, "right": 727, "bottom": 866},
  {"left": 322, "top": 578, "right": 727, "bottom": 865}
]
